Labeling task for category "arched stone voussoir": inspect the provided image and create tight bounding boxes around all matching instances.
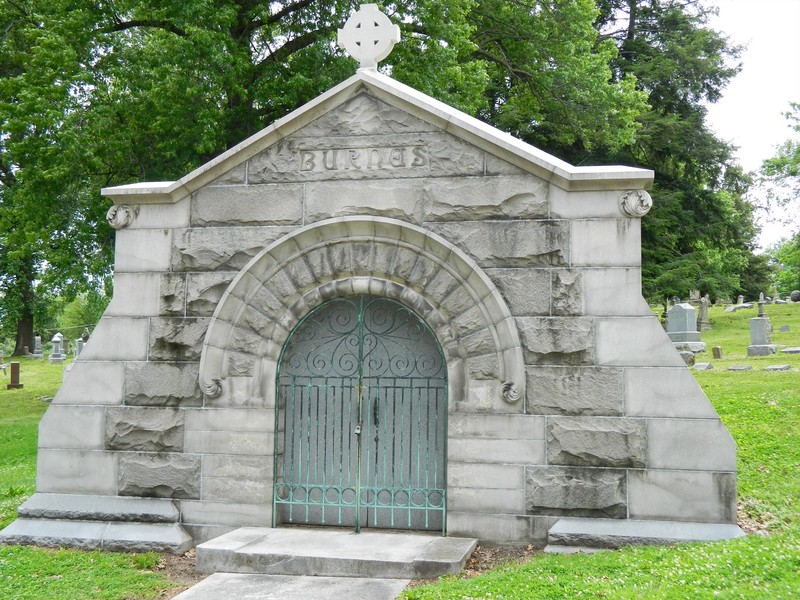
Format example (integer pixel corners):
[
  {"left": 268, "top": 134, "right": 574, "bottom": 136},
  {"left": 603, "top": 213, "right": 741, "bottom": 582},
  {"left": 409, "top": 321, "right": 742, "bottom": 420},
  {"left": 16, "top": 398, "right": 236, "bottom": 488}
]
[{"left": 199, "top": 216, "right": 526, "bottom": 406}]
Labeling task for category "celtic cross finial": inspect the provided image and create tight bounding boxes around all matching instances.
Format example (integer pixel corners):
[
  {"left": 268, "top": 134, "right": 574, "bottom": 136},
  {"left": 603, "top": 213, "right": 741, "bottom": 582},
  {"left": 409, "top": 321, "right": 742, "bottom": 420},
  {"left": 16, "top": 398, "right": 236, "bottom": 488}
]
[{"left": 337, "top": 4, "right": 401, "bottom": 69}]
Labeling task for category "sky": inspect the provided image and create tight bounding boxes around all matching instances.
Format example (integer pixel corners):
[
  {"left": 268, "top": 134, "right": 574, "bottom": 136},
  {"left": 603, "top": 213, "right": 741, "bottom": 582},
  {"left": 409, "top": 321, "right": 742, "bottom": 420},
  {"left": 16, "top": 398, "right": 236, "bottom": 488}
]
[{"left": 705, "top": 0, "right": 800, "bottom": 248}]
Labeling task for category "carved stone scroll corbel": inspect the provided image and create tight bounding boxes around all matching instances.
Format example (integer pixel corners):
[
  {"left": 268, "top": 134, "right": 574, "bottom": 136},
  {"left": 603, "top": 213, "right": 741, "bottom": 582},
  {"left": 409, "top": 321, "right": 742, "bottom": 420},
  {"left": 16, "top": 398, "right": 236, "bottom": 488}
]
[
  {"left": 106, "top": 204, "right": 140, "bottom": 229},
  {"left": 619, "top": 190, "right": 653, "bottom": 218},
  {"left": 200, "top": 378, "right": 224, "bottom": 399}
]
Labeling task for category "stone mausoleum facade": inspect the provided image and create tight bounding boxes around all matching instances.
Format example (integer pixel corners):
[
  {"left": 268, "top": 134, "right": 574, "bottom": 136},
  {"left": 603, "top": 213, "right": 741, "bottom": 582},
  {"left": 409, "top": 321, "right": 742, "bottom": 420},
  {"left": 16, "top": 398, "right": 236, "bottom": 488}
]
[{"left": 2, "top": 63, "right": 743, "bottom": 552}]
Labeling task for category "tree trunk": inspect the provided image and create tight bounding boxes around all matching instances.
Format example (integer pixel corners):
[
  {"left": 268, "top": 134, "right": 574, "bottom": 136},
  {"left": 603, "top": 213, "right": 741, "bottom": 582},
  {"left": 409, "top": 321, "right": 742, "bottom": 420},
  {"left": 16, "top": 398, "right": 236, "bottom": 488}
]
[{"left": 12, "top": 259, "right": 35, "bottom": 356}]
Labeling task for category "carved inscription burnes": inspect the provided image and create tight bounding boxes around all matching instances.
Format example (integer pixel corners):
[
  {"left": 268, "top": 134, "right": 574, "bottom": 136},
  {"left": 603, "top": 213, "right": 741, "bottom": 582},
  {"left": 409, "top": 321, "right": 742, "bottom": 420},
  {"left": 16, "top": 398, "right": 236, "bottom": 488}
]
[
  {"left": 247, "top": 132, "right": 490, "bottom": 183},
  {"left": 298, "top": 144, "right": 429, "bottom": 174}
]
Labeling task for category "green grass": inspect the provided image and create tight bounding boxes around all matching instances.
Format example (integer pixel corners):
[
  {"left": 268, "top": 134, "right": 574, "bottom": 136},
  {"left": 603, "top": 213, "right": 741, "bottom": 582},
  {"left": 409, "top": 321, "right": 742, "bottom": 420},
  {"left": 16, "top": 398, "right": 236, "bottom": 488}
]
[
  {"left": 2, "top": 306, "right": 800, "bottom": 599},
  {"left": 0, "top": 359, "right": 183, "bottom": 599},
  {"left": 403, "top": 303, "right": 800, "bottom": 599}
]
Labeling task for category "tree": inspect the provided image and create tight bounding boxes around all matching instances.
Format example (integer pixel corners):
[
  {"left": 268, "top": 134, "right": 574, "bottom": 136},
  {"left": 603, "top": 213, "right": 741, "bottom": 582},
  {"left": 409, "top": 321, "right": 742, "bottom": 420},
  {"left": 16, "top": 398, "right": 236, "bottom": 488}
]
[
  {"left": 761, "top": 102, "right": 800, "bottom": 223},
  {"left": 769, "top": 235, "right": 800, "bottom": 298},
  {"left": 1, "top": 0, "right": 653, "bottom": 349},
  {"left": 587, "top": 0, "right": 762, "bottom": 302}
]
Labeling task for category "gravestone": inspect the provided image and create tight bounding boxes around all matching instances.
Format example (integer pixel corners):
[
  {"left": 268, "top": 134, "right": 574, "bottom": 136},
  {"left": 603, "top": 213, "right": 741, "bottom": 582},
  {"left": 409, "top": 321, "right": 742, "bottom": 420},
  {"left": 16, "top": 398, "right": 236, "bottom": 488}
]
[
  {"left": 1, "top": 5, "right": 742, "bottom": 553},
  {"left": 6, "top": 362, "right": 23, "bottom": 390},
  {"left": 791, "top": 290, "right": 800, "bottom": 302},
  {"left": 31, "top": 335, "right": 43, "bottom": 359},
  {"left": 747, "top": 294, "right": 777, "bottom": 357},
  {"left": 780, "top": 325, "right": 790, "bottom": 333},
  {"left": 712, "top": 346, "right": 723, "bottom": 359},
  {"left": 666, "top": 303, "right": 706, "bottom": 354},
  {"left": 697, "top": 294, "right": 711, "bottom": 332},
  {"left": 48, "top": 333, "right": 66, "bottom": 365},
  {"left": 737, "top": 295, "right": 745, "bottom": 305}
]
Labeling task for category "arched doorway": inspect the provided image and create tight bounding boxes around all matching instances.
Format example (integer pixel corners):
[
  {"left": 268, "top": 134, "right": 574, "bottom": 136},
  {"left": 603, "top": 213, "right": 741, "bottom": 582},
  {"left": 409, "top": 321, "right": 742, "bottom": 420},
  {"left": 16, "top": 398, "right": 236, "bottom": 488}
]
[{"left": 272, "top": 296, "right": 448, "bottom": 533}]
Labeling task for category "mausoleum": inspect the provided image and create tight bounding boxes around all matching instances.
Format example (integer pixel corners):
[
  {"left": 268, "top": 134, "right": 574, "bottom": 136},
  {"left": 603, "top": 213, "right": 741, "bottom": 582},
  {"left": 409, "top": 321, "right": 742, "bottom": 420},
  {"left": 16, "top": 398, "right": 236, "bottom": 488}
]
[{"left": 1, "top": 5, "right": 743, "bottom": 553}]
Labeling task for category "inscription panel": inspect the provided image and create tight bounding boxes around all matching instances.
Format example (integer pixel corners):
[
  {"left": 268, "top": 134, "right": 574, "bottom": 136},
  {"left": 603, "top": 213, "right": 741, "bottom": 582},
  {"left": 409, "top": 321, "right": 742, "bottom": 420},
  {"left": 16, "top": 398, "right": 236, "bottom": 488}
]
[{"left": 248, "top": 133, "right": 486, "bottom": 182}]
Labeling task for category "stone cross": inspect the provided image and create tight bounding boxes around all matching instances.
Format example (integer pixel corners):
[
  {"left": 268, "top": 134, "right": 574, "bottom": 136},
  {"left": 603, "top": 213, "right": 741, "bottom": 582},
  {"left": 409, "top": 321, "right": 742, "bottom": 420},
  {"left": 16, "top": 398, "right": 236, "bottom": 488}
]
[{"left": 337, "top": 4, "right": 401, "bottom": 69}]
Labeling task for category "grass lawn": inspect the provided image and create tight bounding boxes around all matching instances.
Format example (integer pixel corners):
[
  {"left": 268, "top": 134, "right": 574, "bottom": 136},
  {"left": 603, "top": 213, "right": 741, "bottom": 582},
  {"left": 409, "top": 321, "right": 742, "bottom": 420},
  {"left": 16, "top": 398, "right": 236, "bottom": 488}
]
[{"left": 1, "top": 303, "right": 799, "bottom": 598}]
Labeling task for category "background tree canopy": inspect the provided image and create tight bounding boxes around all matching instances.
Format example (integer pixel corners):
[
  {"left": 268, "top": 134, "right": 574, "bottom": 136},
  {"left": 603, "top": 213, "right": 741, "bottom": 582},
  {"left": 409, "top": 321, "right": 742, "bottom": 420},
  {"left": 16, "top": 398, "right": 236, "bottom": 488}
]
[{"left": 0, "top": 0, "right": 772, "bottom": 353}]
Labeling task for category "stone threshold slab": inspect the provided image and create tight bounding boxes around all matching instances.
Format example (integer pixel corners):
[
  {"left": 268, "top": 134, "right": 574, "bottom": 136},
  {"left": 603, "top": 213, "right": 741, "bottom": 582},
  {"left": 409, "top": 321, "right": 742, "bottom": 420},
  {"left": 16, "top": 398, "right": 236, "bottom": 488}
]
[
  {"left": 0, "top": 518, "right": 193, "bottom": 553},
  {"left": 173, "top": 572, "right": 410, "bottom": 600},
  {"left": 545, "top": 517, "right": 745, "bottom": 551},
  {"left": 196, "top": 527, "right": 477, "bottom": 579},
  {"left": 17, "top": 493, "right": 180, "bottom": 523}
]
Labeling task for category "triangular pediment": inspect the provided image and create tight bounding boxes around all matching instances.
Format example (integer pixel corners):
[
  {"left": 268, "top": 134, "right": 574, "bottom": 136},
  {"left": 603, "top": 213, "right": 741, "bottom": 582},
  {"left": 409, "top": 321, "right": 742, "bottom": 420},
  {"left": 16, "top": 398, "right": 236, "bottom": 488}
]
[{"left": 102, "top": 70, "right": 652, "bottom": 203}]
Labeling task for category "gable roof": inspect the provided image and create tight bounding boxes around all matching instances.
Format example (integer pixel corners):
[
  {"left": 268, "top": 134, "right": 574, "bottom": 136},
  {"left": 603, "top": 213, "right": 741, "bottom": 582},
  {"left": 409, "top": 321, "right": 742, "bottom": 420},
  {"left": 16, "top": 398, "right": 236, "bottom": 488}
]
[{"left": 102, "top": 69, "right": 653, "bottom": 204}]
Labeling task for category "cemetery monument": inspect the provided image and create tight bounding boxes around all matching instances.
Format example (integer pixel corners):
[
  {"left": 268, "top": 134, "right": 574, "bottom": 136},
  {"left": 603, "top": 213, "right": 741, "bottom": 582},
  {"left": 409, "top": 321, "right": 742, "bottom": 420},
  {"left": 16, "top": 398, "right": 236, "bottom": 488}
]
[{"left": 1, "top": 5, "right": 743, "bottom": 554}]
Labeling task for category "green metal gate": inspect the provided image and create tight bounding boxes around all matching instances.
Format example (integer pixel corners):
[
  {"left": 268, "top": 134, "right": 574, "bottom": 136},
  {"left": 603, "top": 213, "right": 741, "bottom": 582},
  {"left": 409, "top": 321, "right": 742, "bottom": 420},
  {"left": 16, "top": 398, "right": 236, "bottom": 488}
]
[{"left": 272, "top": 296, "right": 447, "bottom": 533}]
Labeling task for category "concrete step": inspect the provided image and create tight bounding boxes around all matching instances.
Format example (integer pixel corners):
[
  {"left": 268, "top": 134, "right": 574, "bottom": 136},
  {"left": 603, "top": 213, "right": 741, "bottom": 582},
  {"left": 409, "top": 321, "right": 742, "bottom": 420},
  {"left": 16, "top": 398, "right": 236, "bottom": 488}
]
[
  {"left": 545, "top": 517, "right": 745, "bottom": 552},
  {"left": 173, "top": 573, "right": 410, "bottom": 600},
  {"left": 0, "top": 517, "right": 193, "bottom": 553},
  {"left": 196, "top": 527, "right": 477, "bottom": 579},
  {"left": 17, "top": 493, "right": 180, "bottom": 523}
]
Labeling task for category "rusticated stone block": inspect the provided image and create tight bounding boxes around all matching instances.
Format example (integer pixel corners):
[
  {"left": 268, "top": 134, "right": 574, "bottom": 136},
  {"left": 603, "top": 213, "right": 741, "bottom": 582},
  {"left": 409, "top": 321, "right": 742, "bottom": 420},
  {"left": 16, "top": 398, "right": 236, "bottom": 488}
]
[
  {"left": 428, "top": 221, "right": 568, "bottom": 268},
  {"left": 191, "top": 184, "right": 303, "bottom": 226},
  {"left": 124, "top": 362, "right": 201, "bottom": 407},
  {"left": 148, "top": 318, "right": 210, "bottom": 361},
  {"left": 552, "top": 270, "right": 583, "bottom": 316},
  {"left": 526, "top": 366, "right": 623, "bottom": 415},
  {"left": 186, "top": 272, "right": 237, "bottom": 316},
  {"left": 160, "top": 274, "right": 186, "bottom": 316},
  {"left": 423, "top": 175, "right": 548, "bottom": 221},
  {"left": 172, "top": 227, "right": 292, "bottom": 272},
  {"left": 517, "top": 317, "right": 594, "bottom": 365},
  {"left": 118, "top": 453, "right": 200, "bottom": 499},
  {"left": 547, "top": 417, "right": 646, "bottom": 467},
  {"left": 106, "top": 407, "right": 185, "bottom": 452},
  {"left": 485, "top": 269, "right": 550, "bottom": 316},
  {"left": 525, "top": 466, "right": 626, "bottom": 518}
]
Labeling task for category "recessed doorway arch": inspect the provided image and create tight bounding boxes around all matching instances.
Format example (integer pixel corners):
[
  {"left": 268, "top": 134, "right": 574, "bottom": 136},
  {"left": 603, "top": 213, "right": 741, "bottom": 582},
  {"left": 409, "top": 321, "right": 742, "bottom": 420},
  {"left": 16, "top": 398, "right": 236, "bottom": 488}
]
[{"left": 272, "top": 295, "right": 448, "bottom": 533}]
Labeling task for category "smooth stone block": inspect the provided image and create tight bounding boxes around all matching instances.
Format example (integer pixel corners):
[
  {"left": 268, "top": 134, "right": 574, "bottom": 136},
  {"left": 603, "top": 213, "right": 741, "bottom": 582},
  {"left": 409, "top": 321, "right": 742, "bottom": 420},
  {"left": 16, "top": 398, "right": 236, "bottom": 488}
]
[
  {"left": 448, "top": 487, "right": 527, "bottom": 514},
  {"left": 114, "top": 229, "right": 173, "bottom": 272},
  {"left": 448, "top": 413, "right": 545, "bottom": 439},
  {"left": 764, "top": 364, "right": 790, "bottom": 371},
  {"left": 79, "top": 318, "right": 150, "bottom": 361},
  {"left": 17, "top": 493, "right": 179, "bottom": 523},
  {"left": 727, "top": 365, "right": 752, "bottom": 371},
  {"left": 646, "top": 418, "right": 736, "bottom": 471},
  {"left": 38, "top": 406, "right": 106, "bottom": 449},
  {"left": 582, "top": 268, "right": 652, "bottom": 316},
  {"left": 105, "top": 273, "right": 162, "bottom": 316},
  {"left": 181, "top": 501, "right": 271, "bottom": 527},
  {"left": 595, "top": 317, "right": 685, "bottom": 367},
  {"left": 448, "top": 438, "right": 545, "bottom": 465},
  {"left": 448, "top": 463, "right": 524, "bottom": 490},
  {"left": 694, "top": 362, "right": 714, "bottom": 370},
  {"left": 447, "top": 512, "right": 555, "bottom": 545},
  {"left": 781, "top": 347, "right": 800, "bottom": 353},
  {"left": 570, "top": 219, "right": 640, "bottom": 267},
  {"left": 53, "top": 362, "right": 125, "bottom": 405},
  {"left": 37, "top": 449, "right": 118, "bottom": 495},
  {"left": 747, "top": 345, "right": 777, "bottom": 356},
  {"left": 628, "top": 470, "right": 737, "bottom": 523},
  {"left": 624, "top": 367, "right": 720, "bottom": 419}
]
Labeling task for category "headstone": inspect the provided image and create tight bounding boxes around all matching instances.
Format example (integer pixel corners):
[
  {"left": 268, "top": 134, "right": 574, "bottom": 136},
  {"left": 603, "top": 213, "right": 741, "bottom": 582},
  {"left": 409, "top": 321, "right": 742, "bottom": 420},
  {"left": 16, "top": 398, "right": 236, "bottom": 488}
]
[
  {"left": 6, "top": 362, "right": 23, "bottom": 390},
  {"left": 694, "top": 362, "right": 714, "bottom": 370},
  {"left": 678, "top": 350, "right": 695, "bottom": 366},
  {"left": 781, "top": 347, "right": 800, "bottom": 354},
  {"left": 32, "top": 335, "right": 43, "bottom": 359},
  {"left": 737, "top": 295, "right": 745, "bottom": 305},
  {"left": 75, "top": 339, "right": 85, "bottom": 359},
  {"left": 724, "top": 303, "right": 753, "bottom": 313},
  {"left": 666, "top": 303, "right": 705, "bottom": 353},
  {"left": 712, "top": 346, "right": 723, "bottom": 359},
  {"left": 688, "top": 289, "right": 701, "bottom": 306},
  {"left": 764, "top": 365, "right": 790, "bottom": 371},
  {"left": 727, "top": 365, "right": 752, "bottom": 371},
  {"left": 747, "top": 294, "right": 776, "bottom": 357},
  {"left": 791, "top": 290, "right": 800, "bottom": 302},
  {"left": 775, "top": 299, "right": 787, "bottom": 304},
  {"left": 49, "top": 332, "right": 66, "bottom": 365},
  {"left": 666, "top": 303, "right": 701, "bottom": 342},
  {"left": 697, "top": 294, "right": 711, "bottom": 331},
  {"left": 780, "top": 325, "right": 790, "bottom": 333}
]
